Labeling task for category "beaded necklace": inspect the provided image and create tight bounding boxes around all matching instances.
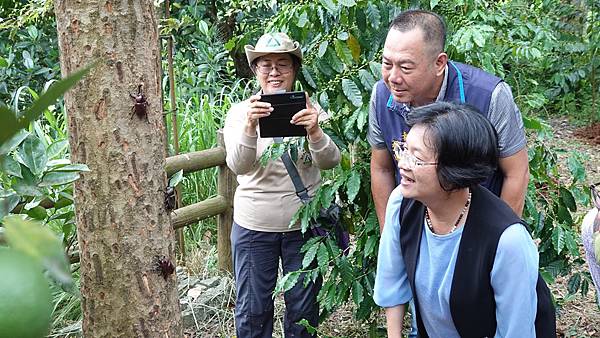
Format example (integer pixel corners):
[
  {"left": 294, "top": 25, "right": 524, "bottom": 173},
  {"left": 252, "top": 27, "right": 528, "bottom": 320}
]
[{"left": 425, "top": 189, "right": 472, "bottom": 235}]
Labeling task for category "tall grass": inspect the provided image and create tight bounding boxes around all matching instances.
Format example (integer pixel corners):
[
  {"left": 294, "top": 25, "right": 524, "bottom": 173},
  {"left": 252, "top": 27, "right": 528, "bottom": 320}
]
[{"left": 162, "top": 42, "right": 256, "bottom": 250}]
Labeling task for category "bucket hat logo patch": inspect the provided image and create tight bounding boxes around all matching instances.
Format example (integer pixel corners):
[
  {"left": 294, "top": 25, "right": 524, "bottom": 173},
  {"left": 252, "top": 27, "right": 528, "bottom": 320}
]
[{"left": 265, "top": 36, "right": 281, "bottom": 48}]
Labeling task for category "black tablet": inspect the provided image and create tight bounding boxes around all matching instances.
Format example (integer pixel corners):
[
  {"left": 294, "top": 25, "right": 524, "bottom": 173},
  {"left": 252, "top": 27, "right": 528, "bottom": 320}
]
[{"left": 258, "top": 91, "right": 307, "bottom": 138}]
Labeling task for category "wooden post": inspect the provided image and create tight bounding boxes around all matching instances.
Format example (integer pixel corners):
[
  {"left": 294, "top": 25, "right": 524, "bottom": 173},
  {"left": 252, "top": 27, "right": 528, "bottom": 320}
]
[{"left": 217, "top": 130, "right": 236, "bottom": 273}]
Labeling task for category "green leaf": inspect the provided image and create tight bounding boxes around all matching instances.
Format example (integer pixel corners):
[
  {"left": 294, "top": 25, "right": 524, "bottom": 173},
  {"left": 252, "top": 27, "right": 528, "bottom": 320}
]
[
  {"left": 12, "top": 179, "right": 44, "bottom": 197},
  {"left": 0, "top": 57, "right": 8, "bottom": 67},
  {"left": 274, "top": 271, "right": 301, "bottom": 295},
  {"left": 522, "top": 115, "right": 543, "bottom": 130},
  {"left": 47, "top": 140, "right": 69, "bottom": 159},
  {"left": 18, "top": 135, "right": 47, "bottom": 175},
  {"left": 302, "top": 67, "right": 317, "bottom": 89},
  {"left": 3, "top": 215, "right": 73, "bottom": 288},
  {"left": 567, "top": 155, "right": 585, "bottom": 183},
  {"left": 317, "top": 243, "right": 329, "bottom": 273},
  {"left": 551, "top": 225, "right": 565, "bottom": 254},
  {"left": 26, "top": 206, "right": 47, "bottom": 220},
  {"left": 334, "top": 39, "right": 354, "bottom": 64},
  {"left": 1, "top": 155, "right": 22, "bottom": 178},
  {"left": 366, "top": 4, "right": 381, "bottom": 29},
  {"left": 567, "top": 272, "right": 581, "bottom": 295},
  {"left": 319, "top": 0, "right": 337, "bottom": 14},
  {"left": 338, "top": 0, "right": 356, "bottom": 7},
  {"left": 346, "top": 170, "right": 361, "bottom": 203},
  {"left": 364, "top": 235, "right": 377, "bottom": 257},
  {"left": 302, "top": 242, "right": 319, "bottom": 268},
  {"left": 319, "top": 92, "right": 329, "bottom": 111},
  {"left": 326, "top": 50, "right": 344, "bottom": 73},
  {"left": 352, "top": 280, "right": 364, "bottom": 305},
  {"left": 472, "top": 29, "right": 486, "bottom": 47},
  {"left": 318, "top": 40, "right": 329, "bottom": 58},
  {"left": 341, "top": 79, "right": 363, "bottom": 107},
  {"left": 297, "top": 11, "right": 309, "bottom": 28},
  {"left": 369, "top": 61, "right": 382, "bottom": 78},
  {"left": 559, "top": 187, "right": 576, "bottom": 212},
  {"left": 358, "top": 69, "right": 376, "bottom": 91},
  {"left": 169, "top": 169, "right": 184, "bottom": 187},
  {"left": 48, "top": 163, "right": 90, "bottom": 172},
  {"left": 39, "top": 171, "right": 81, "bottom": 187}
]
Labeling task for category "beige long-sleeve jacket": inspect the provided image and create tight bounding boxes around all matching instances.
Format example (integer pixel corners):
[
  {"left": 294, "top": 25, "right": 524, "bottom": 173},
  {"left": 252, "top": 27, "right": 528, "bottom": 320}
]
[{"left": 223, "top": 99, "right": 341, "bottom": 232}]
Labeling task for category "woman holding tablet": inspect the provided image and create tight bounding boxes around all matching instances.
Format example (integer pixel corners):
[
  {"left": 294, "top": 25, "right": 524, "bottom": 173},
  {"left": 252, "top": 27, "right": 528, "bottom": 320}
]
[{"left": 223, "top": 32, "right": 340, "bottom": 338}]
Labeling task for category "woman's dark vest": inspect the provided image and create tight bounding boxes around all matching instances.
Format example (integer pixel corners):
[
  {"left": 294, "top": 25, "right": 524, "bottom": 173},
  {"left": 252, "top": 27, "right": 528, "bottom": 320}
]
[
  {"left": 375, "top": 61, "right": 504, "bottom": 195},
  {"left": 398, "top": 185, "right": 556, "bottom": 338}
]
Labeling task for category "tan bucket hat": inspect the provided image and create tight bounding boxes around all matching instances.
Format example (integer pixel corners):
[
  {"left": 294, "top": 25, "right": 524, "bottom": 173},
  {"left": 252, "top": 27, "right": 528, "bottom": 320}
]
[{"left": 244, "top": 32, "right": 303, "bottom": 67}]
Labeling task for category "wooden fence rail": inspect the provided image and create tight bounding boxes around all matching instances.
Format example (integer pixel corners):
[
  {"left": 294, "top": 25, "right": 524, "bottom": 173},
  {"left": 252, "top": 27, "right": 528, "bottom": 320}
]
[{"left": 6, "top": 130, "right": 238, "bottom": 272}]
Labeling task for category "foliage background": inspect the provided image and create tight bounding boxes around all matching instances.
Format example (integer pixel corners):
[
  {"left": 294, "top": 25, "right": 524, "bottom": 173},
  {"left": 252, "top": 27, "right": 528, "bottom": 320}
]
[{"left": 0, "top": 0, "right": 598, "bottom": 335}]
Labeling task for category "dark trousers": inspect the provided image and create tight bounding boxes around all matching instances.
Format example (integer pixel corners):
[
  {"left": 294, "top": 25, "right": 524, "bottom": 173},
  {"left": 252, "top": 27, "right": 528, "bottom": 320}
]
[{"left": 231, "top": 222, "right": 320, "bottom": 338}]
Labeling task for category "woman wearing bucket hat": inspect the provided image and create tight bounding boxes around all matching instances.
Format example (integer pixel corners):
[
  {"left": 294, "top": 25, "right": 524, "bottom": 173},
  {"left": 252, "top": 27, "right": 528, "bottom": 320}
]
[{"left": 223, "top": 32, "right": 340, "bottom": 338}]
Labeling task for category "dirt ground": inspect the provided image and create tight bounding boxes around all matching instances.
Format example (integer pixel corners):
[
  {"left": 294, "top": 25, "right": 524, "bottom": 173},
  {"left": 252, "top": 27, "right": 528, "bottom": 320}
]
[{"left": 186, "top": 117, "right": 599, "bottom": 337}]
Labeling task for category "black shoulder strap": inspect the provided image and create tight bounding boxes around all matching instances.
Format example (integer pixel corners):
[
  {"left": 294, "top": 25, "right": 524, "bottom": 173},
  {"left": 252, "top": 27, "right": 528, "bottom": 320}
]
[{"left": 274, "top": 137, "right": 311, "bottom": 204}]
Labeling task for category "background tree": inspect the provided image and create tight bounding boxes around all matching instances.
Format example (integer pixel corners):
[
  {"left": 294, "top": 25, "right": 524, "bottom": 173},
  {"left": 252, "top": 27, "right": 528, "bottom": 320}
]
[{"left": 53, "top": 0, "right": 183, "bottom": 336}]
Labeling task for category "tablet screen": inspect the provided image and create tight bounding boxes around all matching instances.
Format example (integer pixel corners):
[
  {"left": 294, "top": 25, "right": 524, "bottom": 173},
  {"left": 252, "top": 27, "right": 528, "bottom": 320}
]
[{"left": 258, "top": 92, "right": 307, "bottom": 138}]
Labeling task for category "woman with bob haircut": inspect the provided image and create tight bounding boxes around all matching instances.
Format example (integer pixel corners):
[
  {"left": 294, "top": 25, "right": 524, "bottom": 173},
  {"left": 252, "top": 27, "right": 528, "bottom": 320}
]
[
  {"left": 374, "top": 102, "right": 556, "bottom": 338},
  {"left": 223, "top": 32, "right": 340, "bottom": 338}
]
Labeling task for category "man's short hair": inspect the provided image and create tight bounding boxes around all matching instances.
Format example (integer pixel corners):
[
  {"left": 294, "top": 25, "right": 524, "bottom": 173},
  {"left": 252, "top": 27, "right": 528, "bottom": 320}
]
[
  {"left": 406, "top": 102, "right": 499, "bottom": 191},
  {"left": 390, "top": 9, "right": 446, "bottom": 56}
]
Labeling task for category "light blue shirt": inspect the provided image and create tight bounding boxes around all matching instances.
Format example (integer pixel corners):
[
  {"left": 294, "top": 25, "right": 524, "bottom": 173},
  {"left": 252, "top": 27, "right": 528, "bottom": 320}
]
[{"left": 374, "top": 186, "right": 539, "bottom": 337}]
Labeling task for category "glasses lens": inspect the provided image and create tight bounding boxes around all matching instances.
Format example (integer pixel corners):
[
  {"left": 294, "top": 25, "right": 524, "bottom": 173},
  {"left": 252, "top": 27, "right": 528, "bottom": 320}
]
[
  {"left": 257, "top": 63, "right": 292, "bottom": 74},
  {"left": 591, "top": 184, "right": 600, "bottom": 209}
]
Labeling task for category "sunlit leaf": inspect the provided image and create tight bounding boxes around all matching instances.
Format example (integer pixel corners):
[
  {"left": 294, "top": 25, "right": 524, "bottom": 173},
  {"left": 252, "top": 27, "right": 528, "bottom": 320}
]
[
  {"left": 318, "top": 40, "right": 329, "bottom": 58},
  {"left": 48, "top": 163, "right": 90, "bottom": 172},
  {"left": 551, "top": 225, "right": 565, "bottom": 254},
  {"left": 168, "top": 169, "right": 184, "bottom": 187},
  {"left": 39, "top": 172, "right": 80, "bottom": 187}
]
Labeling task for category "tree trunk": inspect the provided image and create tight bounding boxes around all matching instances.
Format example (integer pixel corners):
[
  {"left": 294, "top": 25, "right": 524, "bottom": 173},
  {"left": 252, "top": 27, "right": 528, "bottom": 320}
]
[{"left": 54, "top": 0, "right": 183, "bottom": 337}]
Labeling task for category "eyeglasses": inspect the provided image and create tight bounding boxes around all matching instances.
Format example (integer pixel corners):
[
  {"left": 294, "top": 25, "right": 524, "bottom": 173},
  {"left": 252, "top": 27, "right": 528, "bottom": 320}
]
[
  {"left": 255, "top": 62, "right": 294, "bottom": 74},
  {"left": 391, "top": 140, "right": 437, "bottom": 170},
  {"left": 591, "top": 183, "right": 600, "bottom": 209}
]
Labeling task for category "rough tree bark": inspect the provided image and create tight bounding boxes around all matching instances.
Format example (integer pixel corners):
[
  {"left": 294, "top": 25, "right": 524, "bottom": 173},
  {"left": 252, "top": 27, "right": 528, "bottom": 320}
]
[{"left": 54, "top": 0, "right": 183, "bottom": 336}]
